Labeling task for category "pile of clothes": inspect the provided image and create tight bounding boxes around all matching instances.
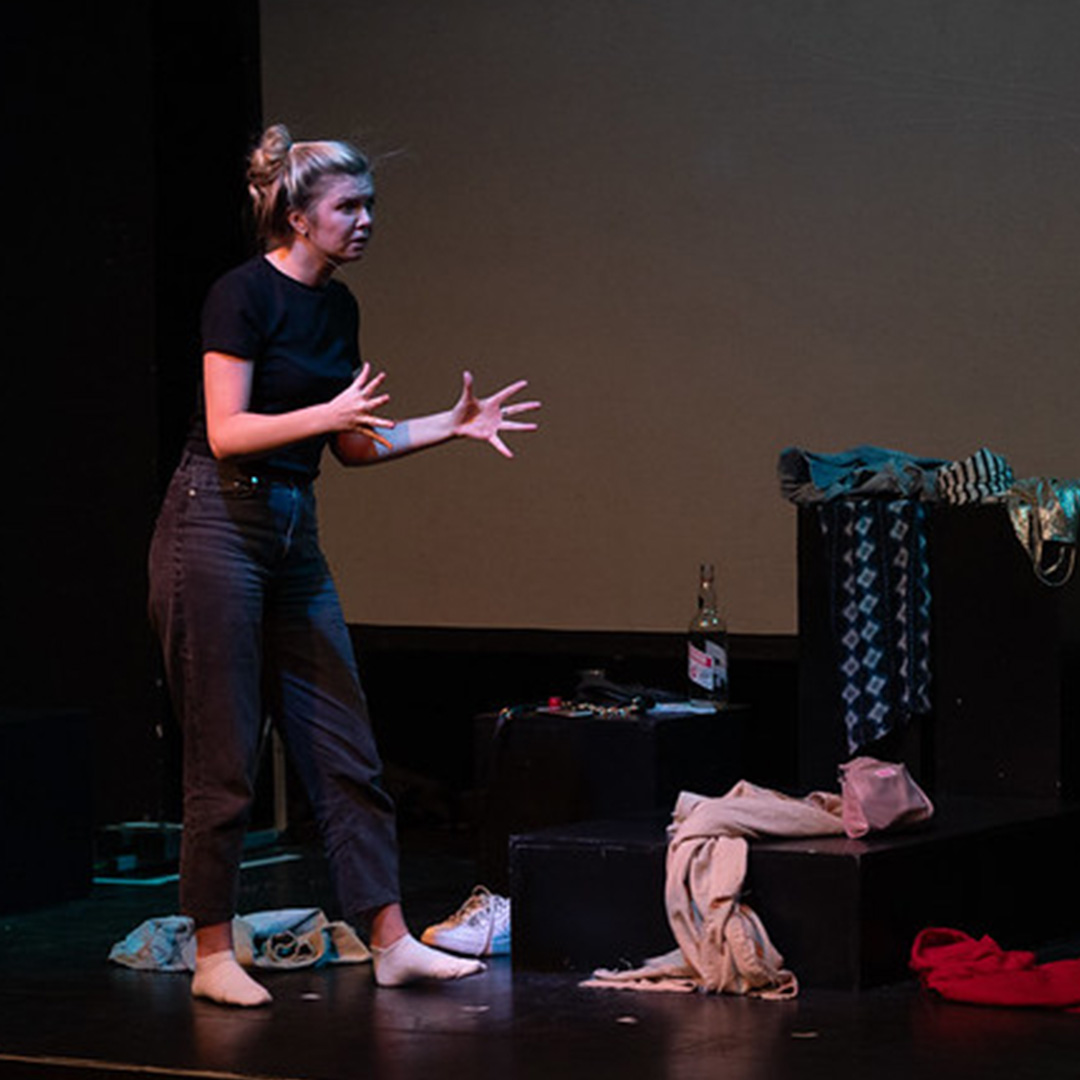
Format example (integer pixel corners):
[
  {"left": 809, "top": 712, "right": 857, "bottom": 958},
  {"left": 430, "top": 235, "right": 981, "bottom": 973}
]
[
  {"left": 584, "top": 766, "right": 930, "bottom": 1000},
  {"left": 779, "top": 445, "right": 1077, "bottom": 754}
]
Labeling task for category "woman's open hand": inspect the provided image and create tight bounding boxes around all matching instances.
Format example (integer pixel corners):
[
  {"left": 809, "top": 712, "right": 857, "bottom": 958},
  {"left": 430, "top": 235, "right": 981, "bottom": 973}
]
[
  {"left": 327, "top": 362, "right": 395, "bottom": 447},
  {"left": 449, "top": 371, "right": 540, "bottom": 458}
]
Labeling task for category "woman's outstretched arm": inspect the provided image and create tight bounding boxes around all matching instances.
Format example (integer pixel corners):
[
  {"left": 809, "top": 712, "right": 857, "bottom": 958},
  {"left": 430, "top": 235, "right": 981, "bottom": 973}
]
[{"left": 332, "top": 370, "right": 540, "bottom": 466}]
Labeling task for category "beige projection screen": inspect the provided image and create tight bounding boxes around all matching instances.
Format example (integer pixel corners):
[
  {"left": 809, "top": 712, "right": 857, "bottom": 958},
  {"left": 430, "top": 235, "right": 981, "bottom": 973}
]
[{"left": 260, "top": 1, "right": 1079, "bottom": 634}]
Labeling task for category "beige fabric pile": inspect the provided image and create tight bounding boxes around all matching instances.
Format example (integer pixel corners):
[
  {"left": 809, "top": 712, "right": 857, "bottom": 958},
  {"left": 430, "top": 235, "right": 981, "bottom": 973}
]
[{"left": 584, "top": 781, "right": 847, "bottom": 998}]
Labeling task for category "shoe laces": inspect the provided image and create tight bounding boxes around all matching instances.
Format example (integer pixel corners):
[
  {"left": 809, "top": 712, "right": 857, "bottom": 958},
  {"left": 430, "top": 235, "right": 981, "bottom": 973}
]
[{"left": 446, "top": 886, "right": 497, "bottom": 927}]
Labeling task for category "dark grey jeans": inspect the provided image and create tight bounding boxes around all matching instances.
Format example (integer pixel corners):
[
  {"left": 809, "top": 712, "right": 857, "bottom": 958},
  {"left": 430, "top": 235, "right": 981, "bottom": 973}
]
[{"left": 148, "top": 450, "right": 400, "bottom": 928}]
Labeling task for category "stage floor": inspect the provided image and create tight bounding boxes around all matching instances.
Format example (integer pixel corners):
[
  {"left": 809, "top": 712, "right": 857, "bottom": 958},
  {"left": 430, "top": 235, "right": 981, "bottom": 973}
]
[{"left": 1, "top": 828, "right": 1077, "bottom": 1080}]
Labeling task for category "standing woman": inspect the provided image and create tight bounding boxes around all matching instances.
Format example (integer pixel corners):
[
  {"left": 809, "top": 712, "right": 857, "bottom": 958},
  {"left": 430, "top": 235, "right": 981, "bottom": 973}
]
[{"left": 149, "top": 123, "right": 538, "bottom": 1007}]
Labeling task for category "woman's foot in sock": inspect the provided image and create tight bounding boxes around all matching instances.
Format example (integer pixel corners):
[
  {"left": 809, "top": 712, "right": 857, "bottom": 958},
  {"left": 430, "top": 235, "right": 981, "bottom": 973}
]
[
  {"left": 192, "top": 950, "right": 272, "bottom": 1007},
  {"left": 372, "top": 933, "right": 485, "bottom": 987}
]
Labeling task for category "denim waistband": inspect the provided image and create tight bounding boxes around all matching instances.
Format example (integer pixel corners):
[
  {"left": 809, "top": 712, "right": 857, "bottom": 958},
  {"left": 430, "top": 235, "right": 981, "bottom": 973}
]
[{"left": 181, "top": 448, "right": 314, "bottom": 489}]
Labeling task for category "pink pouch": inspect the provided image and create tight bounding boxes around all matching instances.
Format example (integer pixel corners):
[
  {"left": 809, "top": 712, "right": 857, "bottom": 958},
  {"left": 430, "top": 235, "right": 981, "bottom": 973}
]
[{"left": 839, "top": 757, "right": 934, "bottom": 838}]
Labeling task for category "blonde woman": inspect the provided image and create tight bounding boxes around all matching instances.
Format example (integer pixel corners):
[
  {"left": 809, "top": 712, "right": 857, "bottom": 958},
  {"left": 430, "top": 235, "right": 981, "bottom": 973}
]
[{"left": 149, "top": 124, "right": 538, "bottom": 1006}]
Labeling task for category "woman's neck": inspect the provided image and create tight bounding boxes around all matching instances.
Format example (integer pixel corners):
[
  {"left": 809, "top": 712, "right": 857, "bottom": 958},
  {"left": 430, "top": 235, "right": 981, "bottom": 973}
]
[{"left": 265, "top": 242, "right": 337, "bottom": 288}]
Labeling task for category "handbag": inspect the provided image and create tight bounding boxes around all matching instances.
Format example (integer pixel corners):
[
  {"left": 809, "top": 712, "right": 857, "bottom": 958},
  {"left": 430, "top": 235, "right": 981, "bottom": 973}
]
[
  {"left": 839, "top": 757, "right": 934, "bottom": 839},
  {"left": 1006, "top": 478, "right": 1079, "bottom": 587}
]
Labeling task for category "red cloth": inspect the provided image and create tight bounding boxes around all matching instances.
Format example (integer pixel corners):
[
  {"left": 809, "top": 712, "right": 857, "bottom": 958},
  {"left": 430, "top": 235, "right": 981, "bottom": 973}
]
[{"left": 910, "top": 927, "right": 1080, "bottom": 1011}]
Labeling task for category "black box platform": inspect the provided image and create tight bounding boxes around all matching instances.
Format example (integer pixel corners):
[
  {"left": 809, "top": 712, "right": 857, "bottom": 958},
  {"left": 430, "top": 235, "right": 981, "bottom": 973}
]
[
  {"left": 509, "top": 797, "right": 1080, "bottom": 989},
  {"left": 478, "top": 704, "right": 748, "bottom": 890}
]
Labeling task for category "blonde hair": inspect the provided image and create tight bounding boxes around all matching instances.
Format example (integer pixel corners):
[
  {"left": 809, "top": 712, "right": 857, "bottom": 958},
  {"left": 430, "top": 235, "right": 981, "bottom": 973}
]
[{"left": 247, "top": 123, "right": 372, "bottom": 247}]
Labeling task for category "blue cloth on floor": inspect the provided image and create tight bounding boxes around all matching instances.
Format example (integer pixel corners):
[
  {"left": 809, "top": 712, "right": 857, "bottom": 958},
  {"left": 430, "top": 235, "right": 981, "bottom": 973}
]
[
  {"left": 108, "top": 908, "right": 370, "bottom": 972},
  {"left": 108, "top": 915, "right": 195, "bottom": 972}
]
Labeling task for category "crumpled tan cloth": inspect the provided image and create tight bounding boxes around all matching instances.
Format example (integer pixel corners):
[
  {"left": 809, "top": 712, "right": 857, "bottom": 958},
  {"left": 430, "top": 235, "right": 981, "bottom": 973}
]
[{"left": 584, "top": 780, "right": 846, "bottom": 998}]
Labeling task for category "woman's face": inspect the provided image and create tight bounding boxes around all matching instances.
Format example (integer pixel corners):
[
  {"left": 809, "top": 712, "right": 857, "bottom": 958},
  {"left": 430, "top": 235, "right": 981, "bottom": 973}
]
[{"left": 297, "top": 172, "right": 375, "bottom": 265}]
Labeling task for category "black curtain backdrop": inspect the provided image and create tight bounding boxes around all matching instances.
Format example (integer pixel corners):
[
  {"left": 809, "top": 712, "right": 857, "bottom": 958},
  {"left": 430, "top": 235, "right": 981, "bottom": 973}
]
[{"left": 4, "top": 1, "right": 261, "bottom": 825}]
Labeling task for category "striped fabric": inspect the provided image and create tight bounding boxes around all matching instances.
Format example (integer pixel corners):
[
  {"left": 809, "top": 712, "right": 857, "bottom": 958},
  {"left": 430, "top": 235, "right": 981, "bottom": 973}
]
[{"left": 936, "top": 448, "right": 1014, "bottom": 505}]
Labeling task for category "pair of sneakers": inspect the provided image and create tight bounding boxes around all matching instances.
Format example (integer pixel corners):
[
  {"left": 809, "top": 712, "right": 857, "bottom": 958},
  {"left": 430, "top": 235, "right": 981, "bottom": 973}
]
[{"left": 421, "top": 886, "right": 511, "bottom": 957}]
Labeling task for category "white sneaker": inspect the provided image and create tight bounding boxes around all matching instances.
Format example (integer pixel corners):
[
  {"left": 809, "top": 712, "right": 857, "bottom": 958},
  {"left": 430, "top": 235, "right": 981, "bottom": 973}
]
[{"left": 420, "top": 886, "right": 511, "bottom": 957}]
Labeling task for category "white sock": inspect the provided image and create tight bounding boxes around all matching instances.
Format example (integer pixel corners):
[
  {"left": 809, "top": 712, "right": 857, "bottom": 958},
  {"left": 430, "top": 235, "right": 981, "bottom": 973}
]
[
  {"left": 372, "top": 933, "right": 485, "bottom": 987},
  {"left": 192, "top": 950, "right": 272, "bottom": 1007}
]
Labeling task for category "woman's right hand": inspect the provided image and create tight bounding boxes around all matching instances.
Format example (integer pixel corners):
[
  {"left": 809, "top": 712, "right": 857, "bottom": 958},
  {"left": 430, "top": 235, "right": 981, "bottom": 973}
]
[
  {"left": 205, "top": 353, "right": 395, "bottom": 460},
  {"left": 326, "top": 362, "right": 395, "bottom": 445}
]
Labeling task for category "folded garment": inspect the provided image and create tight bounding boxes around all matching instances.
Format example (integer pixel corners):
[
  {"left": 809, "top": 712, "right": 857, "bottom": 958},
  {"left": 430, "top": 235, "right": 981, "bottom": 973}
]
[{"left": 910, "top": 927, "right": 1080, "bottom": 1011}]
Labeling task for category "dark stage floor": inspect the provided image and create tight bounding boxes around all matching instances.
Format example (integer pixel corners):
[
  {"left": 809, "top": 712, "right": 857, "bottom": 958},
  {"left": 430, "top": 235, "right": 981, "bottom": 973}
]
[{"left": 1, "top": 829, "right": 1078, "bottom": 1080}]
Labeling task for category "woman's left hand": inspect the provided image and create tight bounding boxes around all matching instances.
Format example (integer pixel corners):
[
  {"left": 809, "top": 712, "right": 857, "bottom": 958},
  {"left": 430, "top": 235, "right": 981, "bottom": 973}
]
[{"left": 450, "top": 371, "right": 540, "bottom": 458}]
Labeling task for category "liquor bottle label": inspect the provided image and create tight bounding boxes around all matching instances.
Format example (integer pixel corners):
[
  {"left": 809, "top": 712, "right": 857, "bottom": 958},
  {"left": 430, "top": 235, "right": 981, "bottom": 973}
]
[
  {"left": 707, "top": 640, "right": 729, "bottom": 687},
  {"left": 689, "top": 640, "right": 728, "bottom": 692},
  {"left": 688, "top": 642, "right": 714, "bottom": 690}
]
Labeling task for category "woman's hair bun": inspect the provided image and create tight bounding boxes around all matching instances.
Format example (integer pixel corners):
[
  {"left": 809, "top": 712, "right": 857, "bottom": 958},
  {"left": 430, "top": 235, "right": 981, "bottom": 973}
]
[{"left": 248, "top": 123, "right": 293, "bottom": 188}]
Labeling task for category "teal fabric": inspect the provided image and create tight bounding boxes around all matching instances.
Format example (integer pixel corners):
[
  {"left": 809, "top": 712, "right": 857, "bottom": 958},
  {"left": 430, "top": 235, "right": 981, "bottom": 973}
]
[
  {"left": 779, "top": 445, "right": 945, "bottom": 504},
  {"left": 108, "top": 908, "right": 370, "bottom": 972}
]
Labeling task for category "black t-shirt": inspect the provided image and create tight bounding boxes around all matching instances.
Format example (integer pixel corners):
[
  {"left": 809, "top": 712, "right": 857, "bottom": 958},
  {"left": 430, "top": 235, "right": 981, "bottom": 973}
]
[{"left": 187, "top": 255, "right": 360, "bottom": 479}]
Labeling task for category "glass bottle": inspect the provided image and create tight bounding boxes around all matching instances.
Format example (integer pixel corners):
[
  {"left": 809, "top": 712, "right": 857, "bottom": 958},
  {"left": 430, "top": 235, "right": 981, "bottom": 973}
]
[{"left": 687, "top": 562, "right": 729, "bottom": 707}]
